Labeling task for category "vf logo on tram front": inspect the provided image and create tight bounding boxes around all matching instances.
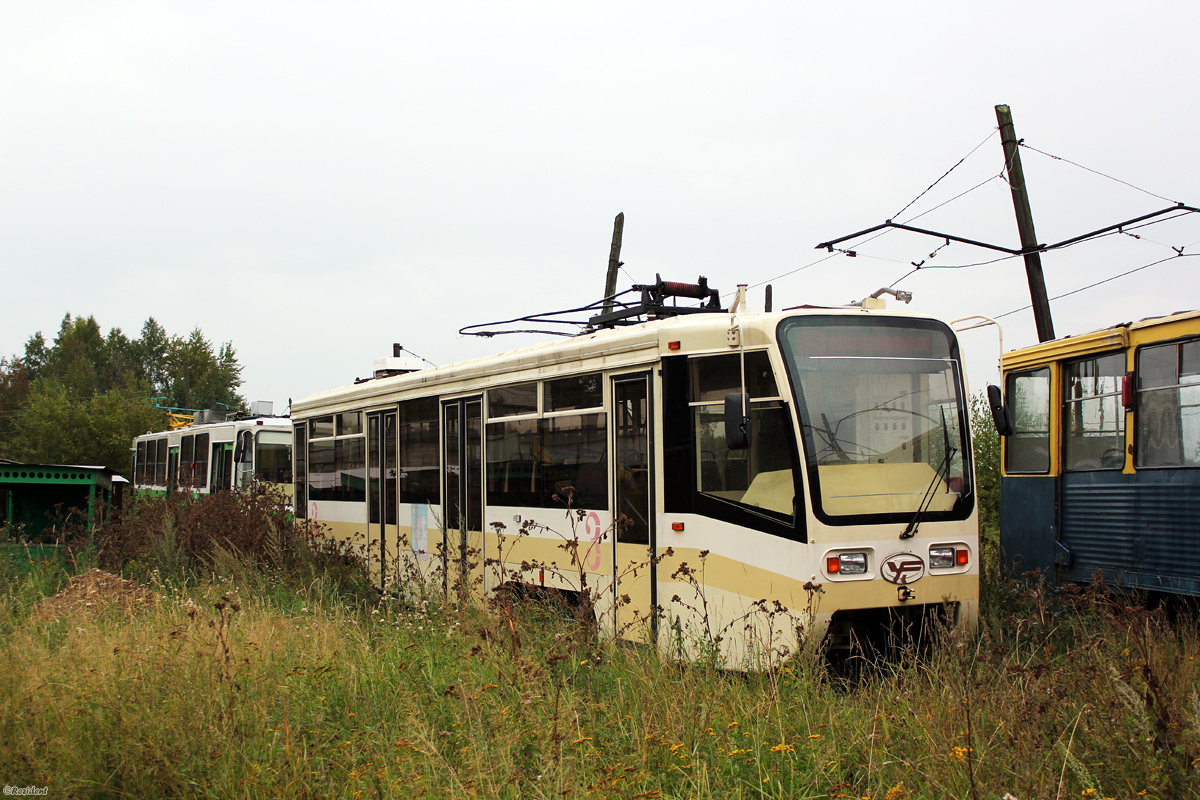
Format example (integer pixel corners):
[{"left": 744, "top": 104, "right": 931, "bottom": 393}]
[{"left": 881, "top": 553, "right": 925, "bottom": 585}]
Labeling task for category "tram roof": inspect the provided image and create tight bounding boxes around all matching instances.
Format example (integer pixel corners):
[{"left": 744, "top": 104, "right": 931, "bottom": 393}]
[
  {"left": 133, "top": 415, "right": 293, "bottom": 441},
  {"left": 1001, "top": 307, "right": 1200, "bottom": 371},
  {"left": 292, "top": 305, "right": 948, "bottom": 416}
]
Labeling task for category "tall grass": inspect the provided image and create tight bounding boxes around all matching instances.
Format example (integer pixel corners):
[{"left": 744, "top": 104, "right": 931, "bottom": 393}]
[{"left": 0, "top": 494, "right": 1196, "bottom": 798}]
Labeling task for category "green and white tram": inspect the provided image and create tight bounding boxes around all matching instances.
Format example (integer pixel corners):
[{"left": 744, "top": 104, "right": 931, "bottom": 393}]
[
  {"left": 132, "top": 407, "right": 293, "bottom": 498},
  {"left": 292, "top": 289, "right": 979, "bottom": 667}
]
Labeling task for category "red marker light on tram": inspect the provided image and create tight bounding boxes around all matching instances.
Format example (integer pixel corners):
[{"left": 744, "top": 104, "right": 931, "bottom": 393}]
[
  {"left": 826, "top": 556, "right": 841, "bottom": 574},
  {"left": 671, "top": 522, "right": 685, "bottom": 532},
  {"left": 956, "top": 548, "right": 969, "bottom": 567},
  {"left": 668, "top": 341, "right": 681, "bottom": 351}
]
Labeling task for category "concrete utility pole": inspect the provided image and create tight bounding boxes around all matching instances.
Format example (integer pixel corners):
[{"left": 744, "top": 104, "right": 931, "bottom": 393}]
[
  {"left": 996, "top": 104, "right": 1056, "bottom": 342},
  {"left": 601, "top": 213, "right": 624, "bottom": 318}
]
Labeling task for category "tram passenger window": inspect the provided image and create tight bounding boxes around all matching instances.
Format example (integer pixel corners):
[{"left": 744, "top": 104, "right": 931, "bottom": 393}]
[
  {"left": 337, "top": 412, "right": 362, "bottom": 437},
  {"left": 304, "top": 412, "right": 366, "bottom": 504},
  {"left": 146, "top": 441, "right": 156, "bottom": 484},
  {"left": 305, "top": 438, "right": 365, "bottom": 502},
  {"left": 334, "top": 438, "right": 365, "bottom": 501},
  {"left": 180, "top": 435, "right": 196, "bottom": 487},
  {"left": 689, "top": 353, "right": 796, "bottom": 517},
  {"left": 155, "top": 439, "right": 167, "bottom": 485},
  {"left": 193, "top": 433, "right": 210, "bottom": 489},
  {"left": 399, "top": 397, "right": 440, "bottom": 505},
  {"left": 543, "top": 413, "right": 607, "bottom": 510},
  {"left": 1137, "top": 339, "right": 1200, "bottom": 467},
  {"left": 136, "top": 441, "right": 148, "bottom": 484},
  {"left": 485, "top": 380, "right": 608, "bottom": 510},
  {"left": 1005, "top": 368, "right": 1051, "bottom": 474},
  {"left": 486, "top": 418, "right": 541, "bottom": 508},
  {"left": 311, "top": 416, "right": 334, "bottom": 438},
  {"left": 488, "top": 383, "right": 538, "bottom": 418},
  {"left": 1064, "top": 353, "right": 1126, "bottom": 471},
  {"left": 308, "top": 440, "right": 335, "bottom": 500},
  {"left": 545, "top": 374, "right": 602, "bottom": 412}
]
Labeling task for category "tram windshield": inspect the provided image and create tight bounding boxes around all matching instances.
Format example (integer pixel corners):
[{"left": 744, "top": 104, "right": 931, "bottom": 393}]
[
  {"left": 255, "top": 431, "right": 293, "bottom": 483},
  {"left": 778, "top": 316, "right": 969, "bottom": 520}
]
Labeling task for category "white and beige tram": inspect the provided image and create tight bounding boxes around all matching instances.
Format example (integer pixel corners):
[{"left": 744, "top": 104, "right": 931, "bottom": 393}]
[{"left": 291, "top": 294, "right": 979, "bottom": 667}]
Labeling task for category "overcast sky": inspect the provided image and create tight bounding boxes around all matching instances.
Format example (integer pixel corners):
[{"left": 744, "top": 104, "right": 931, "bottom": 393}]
[{"left": 3, "top": 1, "right": 1197, "bottom": 411}]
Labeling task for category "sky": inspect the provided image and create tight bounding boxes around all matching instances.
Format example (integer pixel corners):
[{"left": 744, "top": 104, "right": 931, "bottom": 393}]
[{"left": 3, "top": 1, "right": 1198, "bottom": 412}]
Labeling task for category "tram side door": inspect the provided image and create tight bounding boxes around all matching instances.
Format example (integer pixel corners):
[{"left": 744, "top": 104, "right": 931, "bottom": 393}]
[
  {"left": 210, "top": 442, "right": 233, "bottom": 492},
  {"left": 167, "top": 447, "right": 179, "bottom": 493},
  {"left": 367, "top": 411, "right": 398, "bottom": 590},
  {"left": 611, "top": 373, "right": 656, "bottom": 640},
  {"left": 442, "top": 398, "right": 483, "bottom": 596}
]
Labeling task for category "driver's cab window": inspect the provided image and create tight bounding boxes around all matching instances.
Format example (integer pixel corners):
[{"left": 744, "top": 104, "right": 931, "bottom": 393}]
[
  {"left": 689, "top": 351, "right": 796, "bottom": 516},
  {"left": 1005, "top": 367, "right": 1051, "bottom": 474},
  {"left": 1063, "top": 352, "right": 1126, "bottom": 471}
]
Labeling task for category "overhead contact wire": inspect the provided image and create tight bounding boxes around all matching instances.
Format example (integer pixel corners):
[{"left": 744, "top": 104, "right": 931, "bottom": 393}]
[
  {"left": 992, "top": 253, "right": 1198, "bottom": 320},
  {"left": 1019, "top": 143, "right": 1181, "bottom": 204}
]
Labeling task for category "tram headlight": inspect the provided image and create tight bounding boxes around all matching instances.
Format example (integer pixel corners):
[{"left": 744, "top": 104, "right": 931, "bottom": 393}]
[
  {"left": 929, "top": 546, "right": 968, "bottom": 569},
  {"left": 827, "top": 552, "right": 867, "bottom": 575},
  {"left": 929, "top": 547, "right": 955, "bottom": 568}
]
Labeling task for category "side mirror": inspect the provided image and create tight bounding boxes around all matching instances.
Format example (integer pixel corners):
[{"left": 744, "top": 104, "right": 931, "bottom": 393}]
[
  {"left": 724, "top": 392, "right": 751, "bottom": 450},
  {"left": 986, "top": 384, "right": 1014, "bottom": 437}
]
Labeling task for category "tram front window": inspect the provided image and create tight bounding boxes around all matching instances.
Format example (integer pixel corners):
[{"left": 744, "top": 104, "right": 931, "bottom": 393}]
[
  {"left": 779, "top": 316, "right": 970, "bottom": 521},
  {"left": 255, "top": 431, "right": 293, "bottom": 483}
]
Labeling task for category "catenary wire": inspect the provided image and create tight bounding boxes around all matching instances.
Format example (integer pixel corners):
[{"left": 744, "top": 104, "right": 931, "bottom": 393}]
[
  {"left": 898, "top": 173, "right": 1005, "bottom": 225},
  {"left": 1019, "top": 142, "right": 1180, "bottom": 205},
  {"left": 891, "top": 253, "right": 1022, "bottom": 286},
  {"left": 891, "top": 128, "right": 999, "bottom": 220},
  {"left": 743, "top": 129, "right": 1001, "bottom": 296},
  {"left": 992, "top": 253, "right": 1197, "bottom": 321}
]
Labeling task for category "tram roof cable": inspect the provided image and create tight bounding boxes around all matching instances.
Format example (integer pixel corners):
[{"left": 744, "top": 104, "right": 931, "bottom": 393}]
[
  {"left": 458, "top": 289, "right": 638, "bottom": 338},
  {"left": 991, "top": 252, "right": 1199, "bottom": 321},
  {"left": 460, "top": 276, "right": 728, "bottom": 338}
]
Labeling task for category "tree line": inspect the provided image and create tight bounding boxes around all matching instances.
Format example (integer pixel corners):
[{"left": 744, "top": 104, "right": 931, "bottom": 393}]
[{"left": 0, "top": 315, "right": 245, "bottom": 474}]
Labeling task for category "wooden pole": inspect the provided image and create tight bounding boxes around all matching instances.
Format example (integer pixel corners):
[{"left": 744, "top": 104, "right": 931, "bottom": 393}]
[
  {"left": 996, "top": 104, "right": 1055, "bottom": 342},
  {"left": 602, "top": 213, "right": 624, "bottom": 317}
]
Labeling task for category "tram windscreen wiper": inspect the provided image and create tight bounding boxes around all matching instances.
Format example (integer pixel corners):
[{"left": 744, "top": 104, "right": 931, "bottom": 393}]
[{"left": 900, "top": 408, "right": 956, "bottom": 541}]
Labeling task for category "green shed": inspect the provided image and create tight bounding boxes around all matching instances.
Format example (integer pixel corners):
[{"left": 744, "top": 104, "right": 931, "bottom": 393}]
[{"left": 0, "top": 460, "right": 125, "bottom": 542}]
